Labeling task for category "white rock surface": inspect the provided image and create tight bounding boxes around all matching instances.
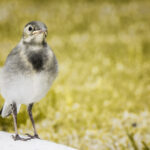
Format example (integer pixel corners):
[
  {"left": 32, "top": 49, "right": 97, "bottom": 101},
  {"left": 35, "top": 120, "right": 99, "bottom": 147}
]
[{"left": 0, "top": 131, "right": 77, "bottom": 150}]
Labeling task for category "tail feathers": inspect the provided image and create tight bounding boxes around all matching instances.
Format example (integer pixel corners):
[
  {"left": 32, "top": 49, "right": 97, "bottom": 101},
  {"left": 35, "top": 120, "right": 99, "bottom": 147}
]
[
  {"left": 0, "top": 106, "right": 3, "bottom": 115},
  {"left": 1, "top": 103, "right": 12, "bottom": 118},
  {"left": 1, "top": 102, "right": 21, "bottom": 118}
]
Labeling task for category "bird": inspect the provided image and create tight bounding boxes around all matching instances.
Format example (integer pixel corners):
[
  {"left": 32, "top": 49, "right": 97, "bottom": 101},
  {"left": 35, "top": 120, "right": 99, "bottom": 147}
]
[{"left": 0, "top": 21, "right": 58, "bottom": 141}]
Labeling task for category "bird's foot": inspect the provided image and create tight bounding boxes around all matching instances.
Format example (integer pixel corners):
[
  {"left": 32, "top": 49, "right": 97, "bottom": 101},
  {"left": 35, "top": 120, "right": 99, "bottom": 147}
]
[
  {"left": 12, "top": 134, "right": 30, "bottom": 141},
  {"left": 25, "top": 133, "right": 40, "bottom": 139}
]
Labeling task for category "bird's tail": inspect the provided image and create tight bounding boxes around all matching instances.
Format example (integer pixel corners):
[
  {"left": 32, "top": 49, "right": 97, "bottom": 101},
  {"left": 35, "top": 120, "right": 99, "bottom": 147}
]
[{"left": 0, "top": 102, "right": 21, "bottom": 118}]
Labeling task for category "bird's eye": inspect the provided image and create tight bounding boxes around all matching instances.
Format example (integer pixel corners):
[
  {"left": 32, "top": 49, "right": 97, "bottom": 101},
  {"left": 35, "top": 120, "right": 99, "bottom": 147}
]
[{"left": 28, "top": 26, "right": 33, "bottom": 31}]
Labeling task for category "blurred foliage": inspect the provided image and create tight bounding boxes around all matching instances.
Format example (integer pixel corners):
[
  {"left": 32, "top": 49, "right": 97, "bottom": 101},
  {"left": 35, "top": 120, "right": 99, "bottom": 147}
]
[{"left": 0, "top": 0, "right": 150, "bottom": 149}]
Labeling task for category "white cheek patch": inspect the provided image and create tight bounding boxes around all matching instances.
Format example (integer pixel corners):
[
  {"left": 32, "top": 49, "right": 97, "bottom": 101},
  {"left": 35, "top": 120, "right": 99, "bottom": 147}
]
[
  {"left": 24, "top": 35, "right": 34, "bottom": 43},
  {"left": 24, "top": 33, "right": 44, "bottom": 44},
  {"left": 34, "top": 33, "right": 44, "bottom": 43}
]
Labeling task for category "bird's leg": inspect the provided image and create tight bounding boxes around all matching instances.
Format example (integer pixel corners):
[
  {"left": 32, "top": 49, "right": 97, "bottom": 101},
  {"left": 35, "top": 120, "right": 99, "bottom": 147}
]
[
  {"left": 11, "top": 103, "right": 29, "bottom": 141},
  {"left": 12, "top": 103, "right": 18, "bottom": 136},
  {"left": 26, "top": 103, "right": 40, "bottom": 139}
]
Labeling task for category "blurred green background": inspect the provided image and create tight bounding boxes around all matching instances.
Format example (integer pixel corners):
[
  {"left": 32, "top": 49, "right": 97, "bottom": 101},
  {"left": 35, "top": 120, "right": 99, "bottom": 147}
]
[{"left": 0, "top": 0, "right": 150, "bottom": 149}]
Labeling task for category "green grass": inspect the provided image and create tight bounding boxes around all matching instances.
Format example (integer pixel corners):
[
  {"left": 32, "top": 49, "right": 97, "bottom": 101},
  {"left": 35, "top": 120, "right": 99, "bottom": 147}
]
[{"left": 0, "top": 0, "right": 150, "bottom": 149}]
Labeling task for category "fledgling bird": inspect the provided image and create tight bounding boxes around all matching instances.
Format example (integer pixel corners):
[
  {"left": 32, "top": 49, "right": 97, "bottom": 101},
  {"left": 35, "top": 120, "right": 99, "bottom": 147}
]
[{"left": 0, "top": 21, "right": 58, "bottom": 141}]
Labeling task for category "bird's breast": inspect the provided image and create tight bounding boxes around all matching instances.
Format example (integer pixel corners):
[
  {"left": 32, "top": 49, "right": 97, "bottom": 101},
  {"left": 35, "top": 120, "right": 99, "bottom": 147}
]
[
  {"left": 27, "top": 51, "right": 48, "bottom": 72},
  {"left": 0, "top": 72, "right": 54, "bottom": 104}
]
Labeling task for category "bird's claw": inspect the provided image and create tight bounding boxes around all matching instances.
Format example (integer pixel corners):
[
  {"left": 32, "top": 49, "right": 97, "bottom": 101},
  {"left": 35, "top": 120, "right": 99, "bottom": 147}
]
[
  {"left": 25, "top": 133, "right": 40, "bottom": 139},
  {"left": 12, "top": 134, "right": 30, "bottom": 141}
]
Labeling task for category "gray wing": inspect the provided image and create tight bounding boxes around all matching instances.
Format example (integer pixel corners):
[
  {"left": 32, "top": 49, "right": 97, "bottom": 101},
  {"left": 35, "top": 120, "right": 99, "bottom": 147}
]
[
  {"left": 0, "top": 47, "right": 23, "bottom": 118},
  {"left": 4, "top": 45, "right": 31, "bottom": 75}
]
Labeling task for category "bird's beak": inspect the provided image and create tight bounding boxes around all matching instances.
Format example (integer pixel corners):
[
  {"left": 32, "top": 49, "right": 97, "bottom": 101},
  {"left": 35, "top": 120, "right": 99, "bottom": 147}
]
[{"left": 32, "top": 30, "right": 47, "bottom": 37}]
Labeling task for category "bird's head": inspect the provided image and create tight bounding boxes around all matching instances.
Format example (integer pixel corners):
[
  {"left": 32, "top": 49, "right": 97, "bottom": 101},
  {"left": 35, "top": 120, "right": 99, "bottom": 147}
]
[{"left": 23, "top": 21, "right": 48, "bottom": 44}]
